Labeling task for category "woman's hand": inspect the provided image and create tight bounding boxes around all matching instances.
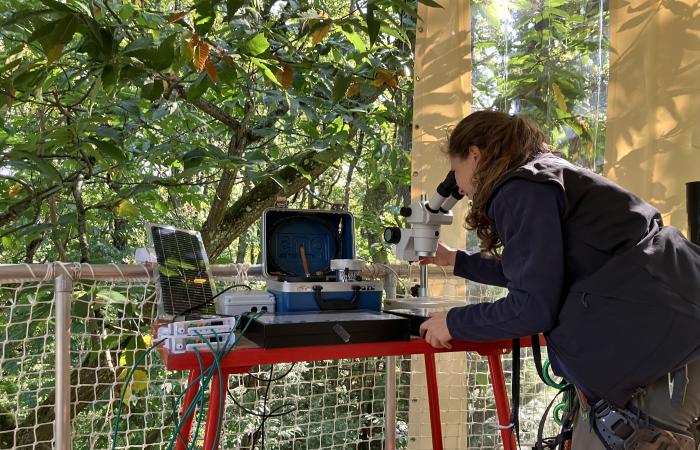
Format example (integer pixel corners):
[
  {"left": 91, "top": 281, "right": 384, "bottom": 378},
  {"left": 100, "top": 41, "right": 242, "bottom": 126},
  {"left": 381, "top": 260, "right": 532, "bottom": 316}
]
[
  {"left": 419, "top": 311, "right": 454, "bottom": 349},
  {"left": 418, "top": 241, "right": 457, "bottom": 266}
]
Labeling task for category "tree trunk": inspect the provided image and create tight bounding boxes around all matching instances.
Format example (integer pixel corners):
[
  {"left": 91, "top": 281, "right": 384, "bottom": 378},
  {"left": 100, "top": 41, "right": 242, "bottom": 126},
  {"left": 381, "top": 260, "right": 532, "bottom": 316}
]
[
  {"left": 236, "top": 234, "right": 248, "bottom": 264},
  {"left": 72, "top": 173, "right": 90, "bottom": 263}
]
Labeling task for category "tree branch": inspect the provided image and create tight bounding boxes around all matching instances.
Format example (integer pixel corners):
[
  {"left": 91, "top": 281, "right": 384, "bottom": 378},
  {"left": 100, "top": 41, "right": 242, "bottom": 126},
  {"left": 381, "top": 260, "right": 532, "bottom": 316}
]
[
  {"left": 203, "top": 145, "right": 347, "bottom": 259},
  {"left": 72, "top": 173, "right": 90, "bottom": 262}
]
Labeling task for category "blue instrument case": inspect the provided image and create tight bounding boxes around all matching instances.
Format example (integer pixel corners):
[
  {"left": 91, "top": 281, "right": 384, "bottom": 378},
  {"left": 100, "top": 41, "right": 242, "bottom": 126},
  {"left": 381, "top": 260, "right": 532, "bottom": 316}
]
[{"left": 261, "top": 207, "right": 383, "bottom": 312}]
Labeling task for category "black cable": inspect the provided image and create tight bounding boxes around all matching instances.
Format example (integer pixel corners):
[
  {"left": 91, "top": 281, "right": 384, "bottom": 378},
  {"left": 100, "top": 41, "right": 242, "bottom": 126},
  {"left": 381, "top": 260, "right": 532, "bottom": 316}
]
[
  {"left": 226, "top": 389, "right": 297, "bottom": 418},
  {"left": 229, "top": 363, "right": 298, "bottom": 449},
  {"left": 246, "top": 363, "right": 296, "bottom": 382},
  {"left": 260, "top": 365, "right": 274, "bottom": 449},
  {"left": 226, "top": 364, "right": 297, "bottom": 419},
  {"left": 212, "top": 284, "right": 252, "bottom": 300}
]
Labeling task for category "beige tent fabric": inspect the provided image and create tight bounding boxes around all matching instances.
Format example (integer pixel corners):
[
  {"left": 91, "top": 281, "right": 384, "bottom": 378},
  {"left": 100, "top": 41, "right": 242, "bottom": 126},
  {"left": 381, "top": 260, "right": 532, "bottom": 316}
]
[
  {"left": 605, "top": 0, "right": 700, "bottom": 234},
  {"left": 407, "top": 2, "right": 471, "bottom": 450},
  {"left": 411, "top": 0, "right": 471, "bottom": 249}
]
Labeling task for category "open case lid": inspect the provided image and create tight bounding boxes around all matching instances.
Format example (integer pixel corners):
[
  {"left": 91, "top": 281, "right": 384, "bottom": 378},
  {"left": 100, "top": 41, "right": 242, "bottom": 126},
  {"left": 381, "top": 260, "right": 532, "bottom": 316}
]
[{"left": 261, "top": 208, "right": 355, "bottom": 279}]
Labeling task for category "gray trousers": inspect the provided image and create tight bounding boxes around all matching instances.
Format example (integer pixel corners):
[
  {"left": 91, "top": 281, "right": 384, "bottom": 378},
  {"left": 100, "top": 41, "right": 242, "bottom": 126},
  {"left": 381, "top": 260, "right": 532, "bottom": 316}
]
[{"left": 571, "top": 358, "right": 700, "bottom": 449}]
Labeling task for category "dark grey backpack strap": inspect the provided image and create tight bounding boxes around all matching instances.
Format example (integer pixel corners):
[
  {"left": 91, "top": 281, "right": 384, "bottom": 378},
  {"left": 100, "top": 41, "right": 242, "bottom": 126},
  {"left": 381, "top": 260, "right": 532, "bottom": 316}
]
[{"left": 669, "top": 365, "right": 689, "bottom": 408}]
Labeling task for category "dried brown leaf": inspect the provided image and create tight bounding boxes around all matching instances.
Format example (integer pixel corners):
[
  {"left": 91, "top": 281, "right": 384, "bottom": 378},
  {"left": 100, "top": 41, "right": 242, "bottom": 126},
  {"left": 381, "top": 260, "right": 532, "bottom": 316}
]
[
  {"left": 193, "top": 40, "right": 209, "bottom": 73},
  {"left": 347, "top": 82, "right": 360, "bottom": 97},
  {"left": 311, "top": 22, "right": 332, "bottom": 45},
  {"left": 275, "top": 63, "right": 293, "bottom": 89},
  {"left": 167, "top": 11, "right": 191, "bottom": 25},
  {"left": 205, "top": 59, "right": 218, "bottom": 82}
]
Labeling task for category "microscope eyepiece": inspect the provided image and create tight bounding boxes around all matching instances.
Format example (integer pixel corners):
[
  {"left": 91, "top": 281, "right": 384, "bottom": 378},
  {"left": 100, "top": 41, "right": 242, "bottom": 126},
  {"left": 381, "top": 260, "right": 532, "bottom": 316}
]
[
  {"left": 436, "top": 171, "right": 457, "bottom": 197},
  {"left": 428, "top": 170, "right": 460, "bottom": 213},
  {"left": 439, "top": 185, "right": 465, "bottom": 213},
  {"left": 383, "top": 227, "right": 402, "bottom": 244}
]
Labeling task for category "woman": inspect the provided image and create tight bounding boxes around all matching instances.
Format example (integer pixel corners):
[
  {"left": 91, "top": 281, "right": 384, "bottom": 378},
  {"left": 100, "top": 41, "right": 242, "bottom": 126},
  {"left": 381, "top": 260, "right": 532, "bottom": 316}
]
[{"left": 418, "top": 110, "right": 700, "bottom": 449}]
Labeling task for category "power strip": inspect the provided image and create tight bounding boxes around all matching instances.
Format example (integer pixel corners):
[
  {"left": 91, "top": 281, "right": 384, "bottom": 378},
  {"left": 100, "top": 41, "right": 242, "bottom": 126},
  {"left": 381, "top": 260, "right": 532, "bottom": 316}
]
[
  {"left": 161, "top": 333, "right": 236, "bottom": 354},
  {"left": 157, "top": 317, "right": 237, "bottom": 354},
  {"left": 157, "top": 317, "right": 237, "bottom": 337}
]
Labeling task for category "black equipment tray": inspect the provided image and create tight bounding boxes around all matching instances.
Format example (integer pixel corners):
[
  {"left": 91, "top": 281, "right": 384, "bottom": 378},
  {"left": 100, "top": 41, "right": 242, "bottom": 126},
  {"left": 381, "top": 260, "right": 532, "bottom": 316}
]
[
  {"left": 383, "top": 309, "right": 430, "bottom": 336},
  {"left": 245, "top": 310, "right": 410, "bottom": 348}
]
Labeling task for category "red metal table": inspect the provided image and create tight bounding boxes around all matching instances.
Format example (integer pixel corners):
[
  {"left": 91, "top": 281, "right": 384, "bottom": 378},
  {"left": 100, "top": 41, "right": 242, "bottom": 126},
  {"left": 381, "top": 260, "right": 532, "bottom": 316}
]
[{"left": 158, "top": 336, "right": 542, "bottom": 450}]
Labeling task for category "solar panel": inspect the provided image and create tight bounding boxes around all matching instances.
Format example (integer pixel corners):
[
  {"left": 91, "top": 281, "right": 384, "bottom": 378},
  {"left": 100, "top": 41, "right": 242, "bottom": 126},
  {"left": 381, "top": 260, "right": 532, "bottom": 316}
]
[{"left": 148, "top": 224, "right": 216, "bottom": 318}]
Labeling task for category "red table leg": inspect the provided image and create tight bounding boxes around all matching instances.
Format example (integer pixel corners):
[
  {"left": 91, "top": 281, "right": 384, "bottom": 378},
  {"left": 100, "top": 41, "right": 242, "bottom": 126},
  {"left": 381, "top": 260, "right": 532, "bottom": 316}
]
[
  {"left": 424, "top": 352, "right": 443, "bottom": 450},
  {"left": 175, "top": 369, "right": 201, "bottom": 450},
  {"left": 202, "top": 371, "right": 228, "bottom": 450},
  {"left": 487, "top": 353, "right": 517, "bottom": 450}
]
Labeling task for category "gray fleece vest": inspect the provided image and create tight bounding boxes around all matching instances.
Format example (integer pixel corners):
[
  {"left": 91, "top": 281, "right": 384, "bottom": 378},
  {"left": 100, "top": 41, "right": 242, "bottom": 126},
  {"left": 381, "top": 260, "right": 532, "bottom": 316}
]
[{"left": 498, "top": 153, "right": 700, "bottom": 406}]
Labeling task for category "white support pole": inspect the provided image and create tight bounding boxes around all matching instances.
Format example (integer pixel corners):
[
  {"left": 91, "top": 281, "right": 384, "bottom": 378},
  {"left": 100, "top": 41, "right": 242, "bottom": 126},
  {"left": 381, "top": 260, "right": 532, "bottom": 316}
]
[
  {"left": 385, "top": 356, "right": 397, "bottom": 450},
  {"left": 55, "top": 274, "right": 72, "bottom": 450},
  {"left": 385, "top": 273, "right": 397, "bottom": 450}
]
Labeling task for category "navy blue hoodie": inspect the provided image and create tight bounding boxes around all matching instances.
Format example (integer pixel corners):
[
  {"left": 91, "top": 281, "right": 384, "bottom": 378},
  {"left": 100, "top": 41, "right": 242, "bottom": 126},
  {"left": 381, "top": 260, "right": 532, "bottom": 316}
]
[{"left": 445, "top": 154, "right": 700, "bottom": 406}]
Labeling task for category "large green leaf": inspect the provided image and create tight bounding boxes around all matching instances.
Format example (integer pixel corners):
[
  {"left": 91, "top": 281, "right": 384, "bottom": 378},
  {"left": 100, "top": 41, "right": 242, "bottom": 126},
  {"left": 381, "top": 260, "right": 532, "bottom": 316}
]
[
  {"left": 186, "top": 73, "right": 212, "bottom": 100},
  {"left": 332, "top": 71, "right": 352, "bottom": 104},
  {"left": 194, "top": 0, "right": 216, "bottom": 35},
  {"left": 12, "top": 150, "right": 63, "bottom": 183},
  {"left": 152, "top": 34, "right": 176, "bottom": 70},
  {"left": 340, "top": 24, "right": 367, "bottom": 52},
  {"left": 245, "top": 33, "right": 270, "bottom": 56},
  {"left": 94, "top": 139, "right": 128, "bottom": 163},
  {"left": 365, "top": 3, "right": 381, "bottom": 47},
  {"left": 123, "top": 37, "right": 154, "bottom": 57}
]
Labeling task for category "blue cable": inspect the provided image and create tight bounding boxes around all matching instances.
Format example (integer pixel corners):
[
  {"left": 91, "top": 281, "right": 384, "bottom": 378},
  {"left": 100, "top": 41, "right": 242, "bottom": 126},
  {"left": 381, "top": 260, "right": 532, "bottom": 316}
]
[
  {"left": 186, "top": 347, "right": 207, "bottom": 450},
  {"left": 164, "top": 313, "right": 262, "bottom": 450}
]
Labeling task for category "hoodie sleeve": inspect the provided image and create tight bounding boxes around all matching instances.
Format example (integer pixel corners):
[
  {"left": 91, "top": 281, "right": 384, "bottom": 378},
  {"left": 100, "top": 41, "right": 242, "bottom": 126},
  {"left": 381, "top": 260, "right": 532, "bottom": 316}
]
[
  {"left": 446, "top": 178, "right": 566, "bottom": 342},
  {"left": 452, "top": 249, "right": 508, "bottom": 287}
]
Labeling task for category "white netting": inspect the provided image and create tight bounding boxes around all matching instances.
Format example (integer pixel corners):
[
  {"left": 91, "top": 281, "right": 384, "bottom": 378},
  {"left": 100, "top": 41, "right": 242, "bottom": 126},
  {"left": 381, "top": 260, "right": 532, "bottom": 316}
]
[
  {"left": 0, "top": 265, "right": 564, "bottom": 450},
  {"left": 0, "top": 280, "right": 57, "bottom": 449}
]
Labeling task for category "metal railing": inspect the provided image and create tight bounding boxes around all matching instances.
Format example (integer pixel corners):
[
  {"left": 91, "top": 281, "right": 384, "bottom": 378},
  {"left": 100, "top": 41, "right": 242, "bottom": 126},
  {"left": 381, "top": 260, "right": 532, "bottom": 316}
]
[{"left": 0, "top": 262, "right": 555, "bottom": 450}]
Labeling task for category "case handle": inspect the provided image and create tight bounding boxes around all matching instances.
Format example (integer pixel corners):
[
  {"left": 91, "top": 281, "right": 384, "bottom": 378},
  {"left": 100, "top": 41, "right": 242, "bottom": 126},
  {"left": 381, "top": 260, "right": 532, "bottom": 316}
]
[{"left": 312, "top": 285, "right": 361, "bottom": 310}]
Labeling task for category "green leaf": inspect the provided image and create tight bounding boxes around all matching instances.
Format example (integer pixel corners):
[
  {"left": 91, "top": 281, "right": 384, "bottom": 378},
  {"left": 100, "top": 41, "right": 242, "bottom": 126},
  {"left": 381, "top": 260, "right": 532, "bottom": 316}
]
[
  {"left": 13, "top": 151, "right": 62, "bottom": 183},
  {"left": 123, "top": 36, "right": 155, "bottom": 59},
  {"left": 182, "top": 149, "right": 207, "bottom": 170},
  {"left": 51, "top": 13, "right": 79, "bottom": 44},
  {"left": 39, "top": 0, "right": 76, "bottom": 13},
  {"left": 340, "top": 24, "right": 366, "bottom": 52},
  {"left": 152, "top": 34, "right": 176, "bottom": 70},
  {"left": 267, "top": 174, "right": 288, "bottom": 191},
  {"left": 141, "top": 80, "right": 164, "bottom": 101},
  {"left": 186, "top": 73, "right": 211, "bottom": 101},
  {"left": 332, "top": 71, "right": 352, "bottom": 104},
  {"left": 94, "top": 140, "right": 127, "bottom": 163},
  {"left": 114, "top": 199, "right": 139, "bottom": 218},
  {"left": 225, "top": 0, "right": 245, "bottom": 20},
  {"left": 417, "top": 0, "right": 443, "bottom": 8},
  {"left": 366, "top": 3, "right": 380, "bottom": 47},
  {"left": 194, "top": 0, "right": 216, "bottom": 36},
  {"left": 96, "top": 289, "right": 130, "bottom": 305},
  {"left": 101, "top": 64, "right": 120, "bottom": 88},
  {"left": 17, "top": 223, "right": 53, "bottom": 239},
  {"left": 28, "top": 21, "right": 58, "bottom": 43},
  {"left": 251, "top": 58, "right": 280, "bottom": 86},
  {"left": 245, "top": 33, "right": 270, "bottom": 56}
]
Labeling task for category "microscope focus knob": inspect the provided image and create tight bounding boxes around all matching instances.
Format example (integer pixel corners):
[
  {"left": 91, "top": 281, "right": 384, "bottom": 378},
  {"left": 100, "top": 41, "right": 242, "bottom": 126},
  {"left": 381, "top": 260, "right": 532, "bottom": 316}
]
[
  {"left": 383, "top": 227, "right": 402, "bottom": 244},
  {"left": 399, "top": 206, "right": 412, "bottom": 217}
]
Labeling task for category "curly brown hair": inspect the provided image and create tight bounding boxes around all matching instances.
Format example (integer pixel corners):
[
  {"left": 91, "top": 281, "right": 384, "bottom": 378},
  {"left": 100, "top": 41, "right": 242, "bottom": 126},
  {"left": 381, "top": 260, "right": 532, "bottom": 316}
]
[{"left": 448, "top": 110, "right": 551, "bottom": 254}]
